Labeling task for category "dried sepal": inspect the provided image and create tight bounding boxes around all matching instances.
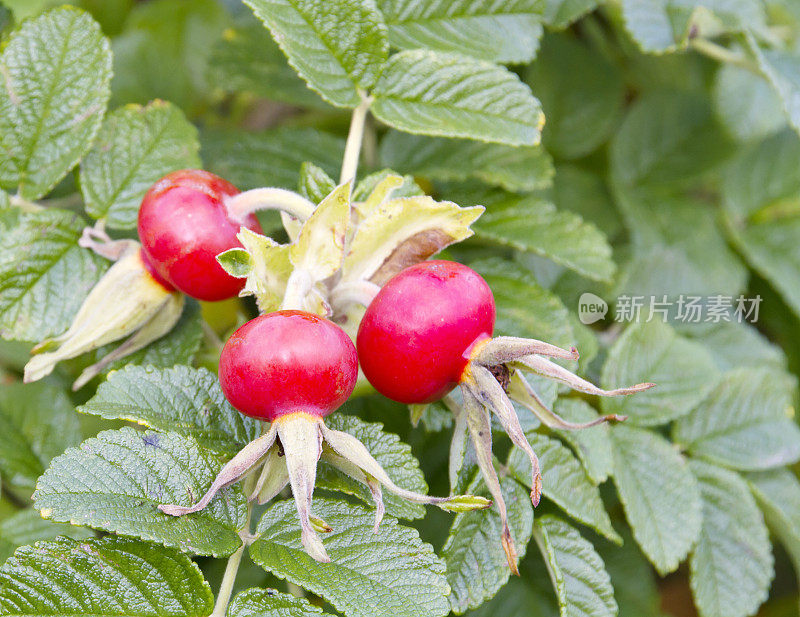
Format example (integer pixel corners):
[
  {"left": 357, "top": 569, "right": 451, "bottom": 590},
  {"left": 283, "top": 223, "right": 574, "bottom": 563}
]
[
  {"left": 461, "top": 386, "right": 520, "bottom": 575},
  {"left": 465, "top": 365, "right": 542, "bottom": 507},
  {"left": 512, "top": 354, "right": 655, "bottom": 397},
  {"left": 276, "top": 414, "right": 329, "bottom": 562},
  {"left": 472, "top": 336, "right": 579, "bottom": 365},
  {"left": 321, "top": 448, "right": 385, "bottom": 532},
  {"left": 507, "top": 372, "right": 626, "bottom": 429},
  {"left": 24, "top": 248, "right": 181, "bottom": 387},
  {"left": 250, "top": 446, "right": 289, "bottom": 505}
]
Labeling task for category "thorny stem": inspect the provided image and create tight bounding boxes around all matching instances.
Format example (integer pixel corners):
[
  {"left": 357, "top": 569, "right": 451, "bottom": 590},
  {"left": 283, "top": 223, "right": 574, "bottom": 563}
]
[
  {"left": 210, "top": 504, "right": 254, "bottom": 617},
  {"left": 690, "top": 38, "right": 762, "bottom": 74},
  {"left": 340, "top": 94, "right": 372, "bottom": 186}
]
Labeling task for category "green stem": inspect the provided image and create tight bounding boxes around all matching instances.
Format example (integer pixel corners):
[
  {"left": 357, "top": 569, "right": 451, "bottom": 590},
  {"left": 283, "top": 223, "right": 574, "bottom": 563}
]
[
  {"left": 340, "top": 94, "right": 372, "bottom": 185},
  {"left": 210, "top": 504, "right": 253, "bottom": 617},
  {"left": 9, "top": 194, "right": 42, "bottom": 212},
  {"left": 690, "top": 38, "right": 762, "bottom": 74}
]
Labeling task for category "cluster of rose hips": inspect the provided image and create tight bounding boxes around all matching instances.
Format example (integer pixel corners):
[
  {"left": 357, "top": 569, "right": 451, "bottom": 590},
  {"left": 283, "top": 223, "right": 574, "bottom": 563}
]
[{"left": 25, "top": 169, "right": 652, "bottom": 568}]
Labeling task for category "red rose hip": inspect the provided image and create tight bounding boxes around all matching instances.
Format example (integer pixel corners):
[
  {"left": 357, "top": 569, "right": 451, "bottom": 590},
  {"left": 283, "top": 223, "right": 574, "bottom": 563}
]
[
  {"left": 137, "top": 169, "right": 262, "bottom": 301},
  {"left": 219, "top": 310, "right": 358, "bottom": 422},
  {"left": 357, "top": 260, "right": 496, "bottom": 404}
]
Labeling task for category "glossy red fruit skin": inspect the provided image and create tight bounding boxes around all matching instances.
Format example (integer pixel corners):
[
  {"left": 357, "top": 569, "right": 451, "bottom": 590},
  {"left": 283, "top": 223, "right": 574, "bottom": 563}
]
[
  {"left": 357, "top": 260, "right": 496, "bottom": 404},
  {"left": 219, "top": 310, "right": 359, "bottom": 422},
  {"left": 137, "top": 169, "right": 262, "bottom": 301}
]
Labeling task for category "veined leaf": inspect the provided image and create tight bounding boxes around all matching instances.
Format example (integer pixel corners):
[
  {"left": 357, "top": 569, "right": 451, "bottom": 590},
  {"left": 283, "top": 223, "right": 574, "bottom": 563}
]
[
  {"left": 299, "top": 162, "right": 337, "bottom": 205},
  {"left": 372, "top": 50, "right": 544, "bottom": 146},
  {"left": 80, "top": 100, "right": 201, "bottom": 229},
  {"left": 611, "top": 92, "right": 732, "bottom": 188},
  {"left": 243, "top": 0, "right": 388, "bottom": 108},
  {"left": 379, "top": 0, "right": 544, "bottom": 64},
  {"left": 620, "top": 0, "right": 766, "bottom": 54},
  {"left": 722, "top": 130, "right": 800, "bottom": 318},
  {"left": 553, "top": 399, "right": 614, "bottom": 484},
  {"left": 0, "top": 536, "right": 213, "bottom": 616},
  {"left": 681, "top": 321, "right": 788, "bottom": 373},
  {"left": 229, "top": 588, "right": 335, "bottom": 617},
  {"left": 473, "top": 258, "right": 574, "bottom": 350},
  {"left": 202, "top": 127, "right": 344, "bottom": 191},
  {"left": 249, "top": 498, "right": 451, "bottom": 617},
  {"left": 533, "top": 515, "right": 617, "bottom": 617},
  {"left": 318, "top": 414, "right": 428, "bottom": 520},
  {"left": 443, "top": 476, "right": 533, "bottom": 613},
  {"left": 208, "top": 15, "right": 324, "bottom": 108},
  {"left": 689, "top": 460, "right": 773, "bottom": 617},
  {"left": 713, "top": 63, "right": 786, "bottom": 143},
  {"left": 610, "top": 424, "right": 701, "bottom": 575},
  {"left": 471, "top": 190, "right": 615, "bottom": 282},
  {"left": 747, "top": 468, "right": 800, "bottom": 602},
  {"left": 544, "top": 0, "right": 599, "bottom": 28},
  {"left": 34, "top": 427, "right": 248, "bottom": 557},
  {"left": 0, "top": 381, "right": 80, "bottom": 492},
  {"left": 0, "top": 208, "right": 107, "bottom": 344},
  {"left": 601, "top": 320, "right": 719, "bottom": 426},
  {"left": 674, "top": 367, "right": 800, "bottom": 470},
  {"left": 379, "top": 131, "right": 553, "bottom": 192},
  {"left": 525, "top": 33, "right": 624, "bottom": 160},
  {"left": 78, "top": 365, "right": 260, "bottom": 455},
  {"left": 0, "top": 7, "right": 112, "bottom": 199},
  {"left": 509, "top": 431, "right": 620, "bottom": 543},
  {"left": 0, "top": 509, "right": 93, "bottom": 565},
  {"left": 747, "top": 37, "right": 800, "bottom": 137}
]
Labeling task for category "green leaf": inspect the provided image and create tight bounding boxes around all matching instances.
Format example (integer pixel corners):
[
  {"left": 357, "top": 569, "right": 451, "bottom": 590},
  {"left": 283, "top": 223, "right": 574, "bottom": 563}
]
[
  {"left": 551, "top": 165, "right": 622, "bottom": 239},
  {"left": 681, "top": 321, "right": 788, "bottom": 373},
  {"left": 613, "top": 186, "right": 747, "bottom": 297},
  {"left": 0, "top": 509, "right": 93, "bottom": 565},
  {"left": 712, "top": 63, "right": 786, "bottom": 143},
  {"left": 552, "top": 399, "right": 614, "bottom": 484},
  {"left": 371, "top": 50, "right": 544, "bottom": 146},
  {"left": 379, "top": 131, "right": 553, "bottom": 192},
  {"left": 746, "top": 468, "right": 800, "bottom": 594},
  {"left": 472, "top": 258, "right": 574, "bottom": 350},
  {"left": 601, "top": 320, "right": 719, "bottom": 426},
  {"left": 508, "top": 431, "right": 620, "bottom": 543},
  {"left": 544, "top": 0, "right": 598, "bottom": 28},
  {"left": 470, "top": 191, "right": 616, "bottom": 282},
  {"left": 202, "top": 127, "right": 344, "bottom": 191},
  {"left": 208, "top": 15, "right": 324, "bottom": 108},
  {"left": 243, "top": 0, "right": 388, "bottom": 108},
  {"left": 93, "top": 298, "right": 204, "bottom": 375},
  {"left": 688, "top": 460, "right": 773, "bottom": 617},
  {"left": 0, "top": 381, "right": 80, "bottom": 491},
  {"left": 78, "top": 365, "right": 260, "bottom": 455},
  {"left": 80, "top": 100, "right": 201, "bottom": 229},
  {"left": 317, "top": 414, "right": 428, "bottom": 520},
  {"left": 673, "top": 367, "right": 800, "bottom": 471},
  {"left": 620, "top": 0, "right": 765, "bottom": 53},
  {"left": 533, "top": 515, "right": 617, "bottom": 617},
  {"left": 747, "top": 39, "right": 800, "bottom": 138},
  {"left": 0, "top": 7, "right": 112, "bottom": 199},
  {"left": 249, "top": 498, "right": 451, "bottom": 617},
  {"left": 352, "top": 169, "right": 423, "bottom": 202},
  {"left": 298, "top": 162, "right": 336, "bottom": 204},
  {"left": 0, "top": 208, "right": 107, "bottom": 342},
  {"left": 229, "top": 588, "right": 334, "bottom": 617},
  {"left": 34, "top": 427, "right": 247, "bottom": 557},
  {"left": 379, "top": 0, "right": 544, "bottom": 64},
  {"left": 110, "top": 0, "right": 228, "bottom": 113},
  {"left": 610, "top": 424, "right": 701, "bottom": 575},
  {"left": 525, "top": 33, "right": 623, "bottom": 159},
  {"left": 598, "top": 527, "right": 661, "bottom": 617},
  {"left": 610, "top": 92, "right": 732, "bottom": 189},
  {"left": 722, "top": 130, "right": 800, "bottom": 318},
  {"left": 443, "top": 476, "right": 533, "bottom": 613},
  {"left": 0, "top": 536, "right": 214, "bottom": 616}
]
